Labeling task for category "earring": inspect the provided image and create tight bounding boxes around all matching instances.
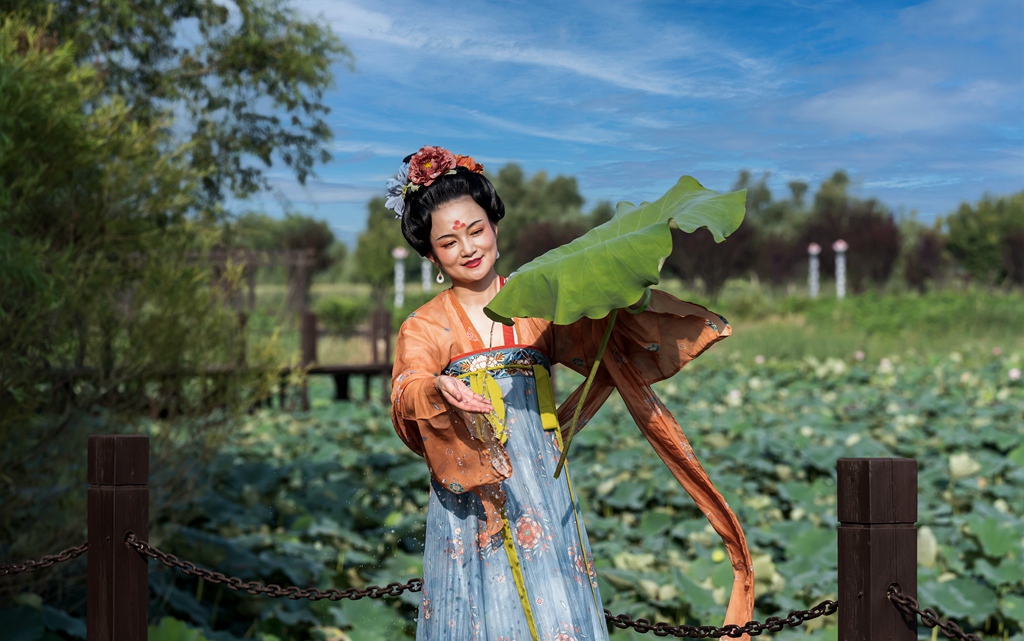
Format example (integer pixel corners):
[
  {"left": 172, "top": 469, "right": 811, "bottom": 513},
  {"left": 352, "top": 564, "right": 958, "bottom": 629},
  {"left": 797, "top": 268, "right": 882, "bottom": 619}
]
[
  {"left": 436, "top": 271, "right": 445, "bottom": 284},
  {"left": 496, "top": 250, "right": 501, "bottom": 259}
]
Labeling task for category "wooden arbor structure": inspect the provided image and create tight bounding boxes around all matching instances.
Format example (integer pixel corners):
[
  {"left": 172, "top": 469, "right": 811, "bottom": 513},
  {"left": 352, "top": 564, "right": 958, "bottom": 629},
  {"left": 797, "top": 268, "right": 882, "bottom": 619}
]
[{"left": 208, "top": 248, "right": 392, "bottom": 406}]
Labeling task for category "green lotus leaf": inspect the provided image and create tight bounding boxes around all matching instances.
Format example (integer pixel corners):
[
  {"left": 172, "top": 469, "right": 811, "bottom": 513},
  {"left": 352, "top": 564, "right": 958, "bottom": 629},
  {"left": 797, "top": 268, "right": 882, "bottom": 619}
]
[{"left": 485, "top": 176, "right": 746, "bottom": 325}]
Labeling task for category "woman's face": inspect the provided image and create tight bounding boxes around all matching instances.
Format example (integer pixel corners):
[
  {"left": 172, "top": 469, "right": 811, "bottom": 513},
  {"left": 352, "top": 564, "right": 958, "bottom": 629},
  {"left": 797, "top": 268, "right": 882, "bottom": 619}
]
[{"left": 428, "top": 196, "right": 498, "bottom": 285}]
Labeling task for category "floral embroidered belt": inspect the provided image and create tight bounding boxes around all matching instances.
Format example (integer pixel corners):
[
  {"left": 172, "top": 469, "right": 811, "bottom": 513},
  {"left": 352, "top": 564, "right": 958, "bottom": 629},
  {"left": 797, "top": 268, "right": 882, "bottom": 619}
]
[{"left": 444, "top": 347, "right": 558, "bottom": 445}]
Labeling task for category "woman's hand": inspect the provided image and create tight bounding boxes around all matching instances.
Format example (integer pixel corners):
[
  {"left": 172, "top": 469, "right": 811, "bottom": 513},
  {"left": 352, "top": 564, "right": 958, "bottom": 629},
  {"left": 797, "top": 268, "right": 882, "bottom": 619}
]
[{"left": 435, "top": 375, "right": 494, "bottom": 414}]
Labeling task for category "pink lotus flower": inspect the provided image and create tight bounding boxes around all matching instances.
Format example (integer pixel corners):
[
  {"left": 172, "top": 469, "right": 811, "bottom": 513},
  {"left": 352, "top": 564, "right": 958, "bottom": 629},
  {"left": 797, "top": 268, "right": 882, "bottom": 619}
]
[
  {"left": 408, "top": 146, "right": 456, "bottom": 186},
  {"left": 1010, "top": 368, "right": 1022, "bottom": 382}
]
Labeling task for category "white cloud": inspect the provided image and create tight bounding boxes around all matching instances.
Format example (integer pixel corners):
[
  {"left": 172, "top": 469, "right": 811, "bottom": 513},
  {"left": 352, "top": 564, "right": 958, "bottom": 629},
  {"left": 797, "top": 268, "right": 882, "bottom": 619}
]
[
  {"left": 329, "top": 140, "right": 410, "bottom": 157},
  {"left": 303, "top": 0, "right": 773, "bottom": 99},
  {"left": 798, "top": 73, "right": 1015, "bottom": 135},
  {"left": 460, "top": 110, "right": 621, "bottom": 145},
  {"left": 863, "top": 174, "right": 965, "bottom": 190}
]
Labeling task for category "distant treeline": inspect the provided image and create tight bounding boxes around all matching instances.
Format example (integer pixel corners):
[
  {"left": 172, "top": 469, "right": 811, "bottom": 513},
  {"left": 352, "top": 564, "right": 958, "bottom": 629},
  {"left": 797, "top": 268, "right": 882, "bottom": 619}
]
[
  {"left": 669, "top": 170, "right": 1024, "bottom": 297},
  {"left": 230, "top": 166, "right": 1024, "bottom": 298}
]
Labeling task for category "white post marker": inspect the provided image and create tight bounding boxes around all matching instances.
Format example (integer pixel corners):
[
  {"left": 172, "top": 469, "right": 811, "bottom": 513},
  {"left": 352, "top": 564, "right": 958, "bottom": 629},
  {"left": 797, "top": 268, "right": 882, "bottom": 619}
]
[
  {"left": 833, "top": 239, "right": 848, "bottom": 300},
  {"left": 808, "top": 242, "right": 821, "bottom": 299},
  {"left": 421, "top": 257, "right": 432, "bottom": 292},
  {"left": 392, "top": 246, "right": 408, "bottom": 309}
]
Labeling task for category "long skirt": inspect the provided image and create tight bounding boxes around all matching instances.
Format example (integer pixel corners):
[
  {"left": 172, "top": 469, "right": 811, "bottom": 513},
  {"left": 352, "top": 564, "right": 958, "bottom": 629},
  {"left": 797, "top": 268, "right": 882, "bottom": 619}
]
[{"left": 416, "top": 348, "right": 608, "bottom": 641}]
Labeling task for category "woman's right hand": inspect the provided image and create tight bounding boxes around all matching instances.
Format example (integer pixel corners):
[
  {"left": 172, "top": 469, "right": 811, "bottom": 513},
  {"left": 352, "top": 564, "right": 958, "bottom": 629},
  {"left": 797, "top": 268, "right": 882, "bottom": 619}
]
[{"left": 435, "top": 375, "right": 494, "bottom": 414}]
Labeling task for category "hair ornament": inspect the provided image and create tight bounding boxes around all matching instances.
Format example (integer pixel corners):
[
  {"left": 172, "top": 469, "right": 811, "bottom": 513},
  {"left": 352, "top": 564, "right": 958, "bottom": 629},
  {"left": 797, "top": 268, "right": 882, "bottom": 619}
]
[{"left": 385, "top": 145, "right": 485, "bottom": 218}]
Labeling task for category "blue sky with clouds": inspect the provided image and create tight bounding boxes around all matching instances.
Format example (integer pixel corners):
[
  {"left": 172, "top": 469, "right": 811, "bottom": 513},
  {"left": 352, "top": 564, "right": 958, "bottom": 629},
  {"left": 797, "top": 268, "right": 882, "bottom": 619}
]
[{"left": 248, "top": 0, "right": 1023, "bottom": 248}]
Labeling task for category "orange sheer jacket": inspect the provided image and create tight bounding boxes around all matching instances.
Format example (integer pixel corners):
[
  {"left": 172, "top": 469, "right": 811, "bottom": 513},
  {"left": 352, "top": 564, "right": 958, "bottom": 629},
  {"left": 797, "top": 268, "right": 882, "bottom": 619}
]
[{"left": 390, "top": 287, "right": 755, "bottom": 629}]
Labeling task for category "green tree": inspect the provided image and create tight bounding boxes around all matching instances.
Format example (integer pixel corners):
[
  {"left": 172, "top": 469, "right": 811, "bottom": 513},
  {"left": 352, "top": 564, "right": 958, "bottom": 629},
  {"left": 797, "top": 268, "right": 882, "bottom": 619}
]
[
  {"left": 732, "top": 171, "right": 804, "bottom": 287},
  {"left": 944, "top": 192, "right": 1024, "bottom": 286},
  {"left": 353, "top": 197, "right": 410, "bottom": 294},
  {"left": 489, "top": 164, "right": 604, "bottom": 268},
  {"left": 226, "top": 212, "right": 285, "bottom": 251},
  {"left": 9, "top": 0, "right": 350, "bottom": 205},
  {"left": 799, "top": 171, "right": 902, "bottom": 291},
  {"left": 281, "top": 214, "right": 336, "bottom": 273},
  {"left": 1, "top": 13, "right": 283, "bottom": 421},
  {"left": 1, "top": 18, "right": 284, "bottom": 606},
  {"left": 899, "top": 216, "right": 948, "bottom": 292}
]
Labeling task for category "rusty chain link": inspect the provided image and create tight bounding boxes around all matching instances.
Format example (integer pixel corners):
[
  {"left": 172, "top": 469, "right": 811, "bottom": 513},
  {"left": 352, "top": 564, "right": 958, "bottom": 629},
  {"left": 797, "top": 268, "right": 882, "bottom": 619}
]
[
  {"left": 126, "top": 533, "right": 423, "bottom": 600},
  {"left": 888, "top": 583, "right": 982, "bottom": 641},
  {"left": 127, "top": 532, "right": 838, "bottom": 635},
  {"left": 0, "top": 542, "right": 88, "bottom": 577},
  {"left": 604, "top": 599, "right": 837, "bottom": 638}
]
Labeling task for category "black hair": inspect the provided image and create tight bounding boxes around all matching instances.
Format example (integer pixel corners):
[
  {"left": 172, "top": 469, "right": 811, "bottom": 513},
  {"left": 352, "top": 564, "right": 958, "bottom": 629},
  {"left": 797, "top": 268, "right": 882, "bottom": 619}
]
[{"left": 401, "top": 166, "right": 505, "bottom": 257}]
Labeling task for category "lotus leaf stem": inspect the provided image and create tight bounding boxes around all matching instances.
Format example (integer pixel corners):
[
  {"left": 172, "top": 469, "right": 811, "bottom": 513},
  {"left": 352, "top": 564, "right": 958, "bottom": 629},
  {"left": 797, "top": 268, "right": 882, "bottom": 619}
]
[{"left": 554, "top": 308, "right": 618, "bottom": 478}]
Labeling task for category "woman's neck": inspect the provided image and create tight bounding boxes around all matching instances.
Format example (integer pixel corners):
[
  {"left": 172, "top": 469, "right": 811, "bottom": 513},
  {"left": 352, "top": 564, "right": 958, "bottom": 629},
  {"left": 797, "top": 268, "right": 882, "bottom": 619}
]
[{"left": 450, "top": 270, "right": 501, "bottom": 312}]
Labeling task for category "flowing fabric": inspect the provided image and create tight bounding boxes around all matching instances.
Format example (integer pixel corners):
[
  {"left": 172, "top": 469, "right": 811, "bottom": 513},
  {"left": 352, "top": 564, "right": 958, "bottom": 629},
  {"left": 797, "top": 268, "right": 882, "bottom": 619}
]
[{"left": 391, "top": 287, "right": 754, "bottom": 640}]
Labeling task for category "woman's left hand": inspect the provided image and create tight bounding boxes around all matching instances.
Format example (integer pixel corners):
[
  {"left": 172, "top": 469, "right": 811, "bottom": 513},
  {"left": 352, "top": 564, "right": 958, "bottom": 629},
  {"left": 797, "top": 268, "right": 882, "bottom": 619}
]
[{"left": 436, "top": 374, "right": 494, "bottom": 414}]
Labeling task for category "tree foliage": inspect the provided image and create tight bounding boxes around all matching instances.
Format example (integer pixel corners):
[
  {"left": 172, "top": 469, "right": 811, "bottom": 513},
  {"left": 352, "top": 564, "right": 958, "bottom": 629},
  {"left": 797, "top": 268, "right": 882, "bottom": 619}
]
[
  {"left": 353, "top": 197, "right": 411, "bottom": 294},
  {"left": 798, "top": 172, "right": 902, "bottom": 292},
  {"left": 2, "top": 11, "right": 287, "bottom": 417},
  {"left": 944, "top": 192, "right": 1024, "bottom": 286},
  {"left": 227, "top": 212, "right": 339, "bottom": 272},
  {"left": 0, "top": 14, "right": 297, "bottom": 610},
  {"left": 8, "top": 0, "right": 350, "bottom": 205},
  {"left": 490, "top": 164, "right": 611, "bottom": 269}
]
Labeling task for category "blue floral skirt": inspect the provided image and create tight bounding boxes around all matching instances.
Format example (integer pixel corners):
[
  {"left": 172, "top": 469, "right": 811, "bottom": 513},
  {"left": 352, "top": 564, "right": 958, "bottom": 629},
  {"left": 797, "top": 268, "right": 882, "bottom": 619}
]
[{"left": 416, "top": 347, "right": 608, "bottom": 641}]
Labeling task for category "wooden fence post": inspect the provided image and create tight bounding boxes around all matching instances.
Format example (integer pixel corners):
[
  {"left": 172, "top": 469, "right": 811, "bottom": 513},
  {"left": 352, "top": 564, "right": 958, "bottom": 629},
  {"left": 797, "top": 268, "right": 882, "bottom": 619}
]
[
  {"left": 88, "top": 434, "right": 149, "bottom": 641},
  {"left": 838, "top": 457, "right": 917, "bottom": 641},
  {"left": 300, "top": 311, "right": 317, "bottom": 411}
]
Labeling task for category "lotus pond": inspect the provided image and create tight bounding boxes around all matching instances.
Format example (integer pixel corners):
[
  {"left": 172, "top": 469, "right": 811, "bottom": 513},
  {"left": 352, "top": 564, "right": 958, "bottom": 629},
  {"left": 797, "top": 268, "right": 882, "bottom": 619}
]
[{"left": 141, "top": 349, "right": 1024, "bottom": 641}]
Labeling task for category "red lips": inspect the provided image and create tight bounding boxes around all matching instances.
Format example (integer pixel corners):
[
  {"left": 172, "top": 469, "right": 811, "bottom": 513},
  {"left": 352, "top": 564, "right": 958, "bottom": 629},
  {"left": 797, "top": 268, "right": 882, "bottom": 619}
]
[{"left": 463, "top": 257, "right": 482, "bottom": 268}]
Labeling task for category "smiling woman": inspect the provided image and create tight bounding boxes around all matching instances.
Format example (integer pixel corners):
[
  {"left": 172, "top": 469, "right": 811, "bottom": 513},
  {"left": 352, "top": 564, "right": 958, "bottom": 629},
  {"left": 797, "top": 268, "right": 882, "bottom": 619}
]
[{"left": 386, "top": 146, "right": 738, "bottom": 641}]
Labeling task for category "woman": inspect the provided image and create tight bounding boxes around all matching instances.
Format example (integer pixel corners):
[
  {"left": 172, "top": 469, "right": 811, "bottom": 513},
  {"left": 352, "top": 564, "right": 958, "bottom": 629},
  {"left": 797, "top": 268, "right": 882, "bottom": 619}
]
[{"left": 389, "top": 146, "right": 740, "bottom": 641}]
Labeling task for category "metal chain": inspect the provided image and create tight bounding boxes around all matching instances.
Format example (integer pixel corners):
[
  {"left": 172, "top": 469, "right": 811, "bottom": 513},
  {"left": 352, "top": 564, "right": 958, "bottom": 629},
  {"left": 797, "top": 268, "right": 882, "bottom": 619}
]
[
  {"left": 125, "top": 533, "right": 423, "bottom": 600},
  {"left": 604, "top": 599, "right": 838, "bottom": 638},
  {"left": 0, "top": 542, "right": 89, "bottom": 577},
  {"left": 887, "top": 583, "right": 982, "bottom": 641},
  {"left": 0, "top": 542, "right": 987, "bottom": 641},
  {"left": 128, "top": 532, "right": 837, "bottom": 636}
]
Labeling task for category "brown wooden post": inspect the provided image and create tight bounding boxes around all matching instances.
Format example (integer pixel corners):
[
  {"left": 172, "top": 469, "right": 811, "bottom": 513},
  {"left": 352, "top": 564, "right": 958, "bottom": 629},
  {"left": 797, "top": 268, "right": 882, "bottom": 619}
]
[
  {"left": 838, "top": 458, "right": 917, "bottom": 641},
  {"left": 370, "top": 308, "right": 383, "bottom": 365},
  {"left": 88, "top": 434, "right": 149, "bottom": 641},
  {"left": 236, "top": 311, "right": 248, "bottom": 368},
  {"left": 383, "top": 309, "right": 392, "bottom": 364},
  {"left": 301, "top": 311, "right": 318, "bottom": 366},
  {"left": 374, "top": 308, "right": 393, "bottom": 402},
  {"left": 299, "top": 311, "right": 317, "bottom": 411},
  {"left": 246, "top": 257, "right": 256, "bottom": 312}
]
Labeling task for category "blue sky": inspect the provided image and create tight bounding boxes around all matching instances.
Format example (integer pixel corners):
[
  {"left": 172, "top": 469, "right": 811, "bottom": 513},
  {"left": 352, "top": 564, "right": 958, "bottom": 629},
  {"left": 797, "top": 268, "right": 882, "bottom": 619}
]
[{"left": 248, "top": 0, "right": 1023, "bottom": 248}]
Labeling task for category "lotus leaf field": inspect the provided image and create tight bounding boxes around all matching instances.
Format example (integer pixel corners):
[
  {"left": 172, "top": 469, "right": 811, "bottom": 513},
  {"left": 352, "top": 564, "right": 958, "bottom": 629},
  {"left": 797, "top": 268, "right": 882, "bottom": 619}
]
[{"left": 136, "top": 350, "right": 1024, "bottom": 641}]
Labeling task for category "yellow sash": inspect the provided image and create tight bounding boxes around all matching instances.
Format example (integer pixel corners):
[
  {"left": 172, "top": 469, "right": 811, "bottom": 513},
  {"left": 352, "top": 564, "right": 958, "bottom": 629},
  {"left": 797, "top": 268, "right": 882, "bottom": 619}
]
[{"left": 455, "top": 363, "right": 601, "bottom": 640}]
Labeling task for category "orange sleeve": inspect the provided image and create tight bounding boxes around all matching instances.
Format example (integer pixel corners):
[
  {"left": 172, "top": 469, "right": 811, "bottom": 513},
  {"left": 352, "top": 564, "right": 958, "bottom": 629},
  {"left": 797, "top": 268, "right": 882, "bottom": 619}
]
[
  {"left": 547, "top": 289, "right": 730, "bottom": 437},
  {"left": 551, "top": 288, "right": 730, "bottom": 383},
  {"left": 390, "top": 313, "right": 512, "bottom": 497}
]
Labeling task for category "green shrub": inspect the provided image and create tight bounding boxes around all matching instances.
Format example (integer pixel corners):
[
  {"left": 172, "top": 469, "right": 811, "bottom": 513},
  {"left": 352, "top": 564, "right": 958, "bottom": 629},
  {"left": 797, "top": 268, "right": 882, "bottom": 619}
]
[
  {"left": 315, "top": 296, "right": 369, "bottom": 335},
  {"left": 945, "top": 192, "right": 1024, "bottom": 286}
]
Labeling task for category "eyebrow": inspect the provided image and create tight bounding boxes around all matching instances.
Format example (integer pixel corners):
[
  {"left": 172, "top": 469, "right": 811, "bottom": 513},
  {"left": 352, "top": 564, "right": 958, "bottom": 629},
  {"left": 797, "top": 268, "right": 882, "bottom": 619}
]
[{"left": 433, "top": 218, "right": 485, "bottom": 242}]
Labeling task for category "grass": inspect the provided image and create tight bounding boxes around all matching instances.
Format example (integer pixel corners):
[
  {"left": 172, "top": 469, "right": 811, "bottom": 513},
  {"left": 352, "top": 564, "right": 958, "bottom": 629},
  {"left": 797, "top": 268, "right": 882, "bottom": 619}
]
[
  {"left": 243, "top": 278, "right": 1024, "bottom": 369},
  {"left": 658, "top": 279, "right": 1024, "bottom": 367}
]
